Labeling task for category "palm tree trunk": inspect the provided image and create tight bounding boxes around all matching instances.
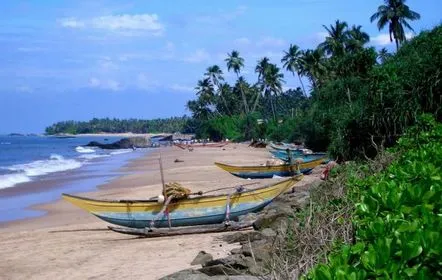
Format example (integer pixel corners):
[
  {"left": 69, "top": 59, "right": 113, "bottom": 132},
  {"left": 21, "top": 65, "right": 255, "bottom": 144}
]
[
  {"left": 270, "top": 95, "right": 276, "bottom": 121},
  {"left": 395, "top": 38, "right": 399, "bottom": 51},
  {"left": 237, "top": 74, "right": 250, "bottom": 114},
  {"left": 297, "top": 73, "right": 307, "bottom": 96},
  {"left": 251, "top": 91, "right": 260, "bottom": 113}
]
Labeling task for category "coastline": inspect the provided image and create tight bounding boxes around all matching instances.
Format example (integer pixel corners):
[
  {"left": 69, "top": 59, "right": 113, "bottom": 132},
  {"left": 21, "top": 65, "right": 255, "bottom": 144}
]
[
  {"left": 0, "top": 143, "right": 322, "bottom": 279},
  {"left": 0, "top": 143, "right": 309, "bottom": 279}
]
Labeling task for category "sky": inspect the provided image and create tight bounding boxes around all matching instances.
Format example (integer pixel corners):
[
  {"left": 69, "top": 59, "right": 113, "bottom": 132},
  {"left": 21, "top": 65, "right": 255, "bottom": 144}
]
[{"left": 0, "top": 0, "right": 440, "bottom": 133}]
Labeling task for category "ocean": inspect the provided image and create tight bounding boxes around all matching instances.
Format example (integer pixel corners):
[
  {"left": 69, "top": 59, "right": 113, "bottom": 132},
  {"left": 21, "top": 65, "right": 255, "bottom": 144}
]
[{"left": 0, "top": 135, "right": 150, "bottom": 223}]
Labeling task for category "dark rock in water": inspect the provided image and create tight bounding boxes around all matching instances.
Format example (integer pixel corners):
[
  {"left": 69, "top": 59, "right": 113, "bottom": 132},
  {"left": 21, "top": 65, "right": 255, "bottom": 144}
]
[
  {"left": 8, "top": 133, "right": 24, "bottom": 136},
  {"left": 191, "top": 251, "right": 213, "bottom": 266},
  {"left": 85, "top": 136, "right": 150, "bottom": 149}
]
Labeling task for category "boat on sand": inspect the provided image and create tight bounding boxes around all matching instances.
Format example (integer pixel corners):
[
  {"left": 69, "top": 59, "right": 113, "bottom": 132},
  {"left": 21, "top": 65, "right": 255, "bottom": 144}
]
[
  {"left": 62, "top": 175, "right": 303, "bottom": 229},
  {"left": 214, "top": 157, "right": 325, "bottom": 179}
]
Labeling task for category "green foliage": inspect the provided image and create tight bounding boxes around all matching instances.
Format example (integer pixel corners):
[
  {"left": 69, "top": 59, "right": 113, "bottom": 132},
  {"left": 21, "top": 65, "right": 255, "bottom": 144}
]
[
  {"left": 186, "top": 19, "right": 441, "bottom": 160},
  {"left": 304, "top": 115, "right": 442, "bottom": 279},
  {"left": 197, "top": 115, "right": 241, "bottom": 142},
  {"left": 45, "top": 116, "right": 192, "bottom": 135}
]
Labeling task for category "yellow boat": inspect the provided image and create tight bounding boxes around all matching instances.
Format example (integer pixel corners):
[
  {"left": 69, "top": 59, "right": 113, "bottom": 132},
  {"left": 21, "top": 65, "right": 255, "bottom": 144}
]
[
  {"left": 62, "top": 174, "right": 303, "bottom": 229},
  {"left": 214, "top": 157, "right": 325, "bottom": 179}
]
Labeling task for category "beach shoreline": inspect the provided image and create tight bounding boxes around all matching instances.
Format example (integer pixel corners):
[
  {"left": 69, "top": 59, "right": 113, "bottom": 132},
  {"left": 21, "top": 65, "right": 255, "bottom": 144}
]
[{"left": 0, "top": 143, "right": 319, "bottom": 279}]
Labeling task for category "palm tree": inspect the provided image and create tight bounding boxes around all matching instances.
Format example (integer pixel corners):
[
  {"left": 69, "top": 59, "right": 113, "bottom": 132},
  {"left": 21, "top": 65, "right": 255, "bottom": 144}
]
[
  {"left": 195, "top": 78, "right": 215, "bottom": 104},
  {"left": 299, "top": 49, "right": 327, "bottom": 89},
  {"left": 204, "top": 65, "right": 230, "bottom": 115},
  {"left": 225, "top": 50, "right": 249, "bottom": 114},
  {"left": 255, "top": 57, "right": 270, "bottom": 81},
  {"left": 346, "top": 25, "right": 370, "bottom": 53},
  {"left": 319, "top": 20, "right": 349, "bottom": 57},
  {"left": 370, "top": 0, "right": 421, "bottom": 50},
  {"left": 257, "top": 63, "right": 285, "bottom": 120},
  {"left": 378, "top": 48, "right": 392, "bottom": 64},
  {"left": 281, "top": 44, "right": 307, "bottom": 96}
]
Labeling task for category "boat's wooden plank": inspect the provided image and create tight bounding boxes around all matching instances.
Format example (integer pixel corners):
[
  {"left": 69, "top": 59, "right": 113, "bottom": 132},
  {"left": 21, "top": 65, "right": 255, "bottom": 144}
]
[{"left": 108, "top": 221, "right": 254, "bottom": 237}]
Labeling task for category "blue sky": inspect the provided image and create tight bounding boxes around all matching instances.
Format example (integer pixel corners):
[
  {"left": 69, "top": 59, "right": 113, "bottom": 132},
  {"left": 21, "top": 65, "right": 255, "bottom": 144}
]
[{"left": 0, "top": 0, "right": 440, "bottom": 133}]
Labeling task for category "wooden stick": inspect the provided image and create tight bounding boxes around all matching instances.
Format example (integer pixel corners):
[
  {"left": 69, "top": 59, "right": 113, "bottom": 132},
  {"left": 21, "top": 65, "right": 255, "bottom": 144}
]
[
  {"left": 108, "top": 221, "right": 255, "bottom": 237},
  {"left": 158, "top": 148, "right": 172, "bottom": 229}
]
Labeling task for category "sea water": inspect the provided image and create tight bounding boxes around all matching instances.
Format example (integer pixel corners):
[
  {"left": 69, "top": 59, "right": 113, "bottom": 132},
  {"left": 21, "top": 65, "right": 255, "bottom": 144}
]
[{"left": 0, "top": 135, "right": 150, "bottom": 223}]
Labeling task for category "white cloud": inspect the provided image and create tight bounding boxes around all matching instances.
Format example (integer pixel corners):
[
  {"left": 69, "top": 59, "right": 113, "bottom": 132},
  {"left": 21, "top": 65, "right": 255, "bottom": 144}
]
[
  {"left": 16, "top": 86, "right": 33, "bottom": 93},
  {"left": 250, "top": 51, "right": 281, "bottom": 61},
  {"left": 165, "top": 41, "right": 175, "bottom": 52},
  {"left": 196, "top": 5, "right": 247, "bottom": 24},
  {"left": 98, "top": 57, "right": 119, "bottom": 71},
  {"left": 183, "top": 49, "right": 210, "bottom": 63},
  {"left": 234, "top": 37, "right": 251, "bottom": 46},
  {"left": 370, "top": 32, "right": 414, "bottom": 46},
  {"left": 169, "top": 84, "right": 194, "bottom": 93},
  {"left": 256, "top": 36, "right": 286, "bottom": 48},
  {"left": 224, "top": 5, "right": 247, "bottom": 21},
  {"left": 17, "top": 47, "right": 47, "bottom": 52},
  {"left": 136, "top": 73, "right": 161, "bottom": 90},
  {"left": 58, "top": 14, "right": 164, "bottom": 35},
  {"left": 88, "top": 77, "right": 121, "bottom": 91},
  {"left": 58, "top": 17, "right": 85, "bottom": 28}
]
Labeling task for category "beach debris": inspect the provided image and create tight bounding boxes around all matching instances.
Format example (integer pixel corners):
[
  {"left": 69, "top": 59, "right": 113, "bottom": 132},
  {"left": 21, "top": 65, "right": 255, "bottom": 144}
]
[
  {"left": 248, "top": 140, "right": 267, "bottom": 148},
  {"left": 191, "top": 251, "right": 213, "bottom": 266},
  {"left": 174, "top": 158, "right": 184, "bottom": 163}
]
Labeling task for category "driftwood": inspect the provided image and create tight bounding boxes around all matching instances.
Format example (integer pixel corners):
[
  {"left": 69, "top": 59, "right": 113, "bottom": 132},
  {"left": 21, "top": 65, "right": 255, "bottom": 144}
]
[{"left": 108, "top": 221, "right": 254, "bottom": 238}]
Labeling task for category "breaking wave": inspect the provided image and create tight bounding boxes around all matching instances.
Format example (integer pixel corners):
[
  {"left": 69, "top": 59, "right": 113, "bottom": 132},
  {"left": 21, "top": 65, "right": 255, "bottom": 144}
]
[
  {"left": 0, "top": 154, "right": 83, "bottom": 189},
  {"left": 75, "top": 146, "right": 95, "bottom": 153}
]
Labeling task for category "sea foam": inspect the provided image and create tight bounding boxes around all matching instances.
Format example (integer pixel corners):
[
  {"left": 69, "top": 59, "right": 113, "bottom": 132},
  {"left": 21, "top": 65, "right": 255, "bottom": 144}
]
[
  {"left": 75, "top": 146, "right": 95, "bottom": 153},
  {"left": 0, "top": 174, "right": 31, "bottom": 189},
  {"left": 78, "top": 154, "right": 110, "bottom": 160},
  {"left": 6, "top": 154, "right": 82, "bottom": 177},
  {"left": 110, "top": 149, "right": 133, "bottom": 155}
]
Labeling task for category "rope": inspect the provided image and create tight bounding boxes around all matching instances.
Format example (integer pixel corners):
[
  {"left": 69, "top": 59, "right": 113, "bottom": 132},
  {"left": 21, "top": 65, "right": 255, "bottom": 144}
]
[
  {"left": 149, "top": 195, "right": 174, "bottom": 229},
  {"left": 223, "top": 186, "right": 246, "bottom": 225},
  {"left": 193, "top": 182, "right": 259, "bottom": 196}
]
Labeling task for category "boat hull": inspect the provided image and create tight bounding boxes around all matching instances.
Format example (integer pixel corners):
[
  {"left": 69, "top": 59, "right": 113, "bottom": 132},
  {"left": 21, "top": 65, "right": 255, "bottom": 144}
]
[
  {"left": 215, "top": 158, "right": 325, "bottom": 179},
  {"left": 62, "top": 175, "right": 302, "bottom": 228},
  {"left": 174, "top": 142, "right": 228, "bottom": 149},
  {"left": 269, "top": 142, "right": 301, "bottom": 151},
  {"left": 269, "top": 150, "right": 328, "bottom": 163}
]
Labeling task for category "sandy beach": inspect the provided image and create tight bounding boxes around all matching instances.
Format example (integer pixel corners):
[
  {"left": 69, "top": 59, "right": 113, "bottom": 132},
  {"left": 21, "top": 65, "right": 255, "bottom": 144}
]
[{"left": 0, "top": 143, "right": 321, "bottom": 279}]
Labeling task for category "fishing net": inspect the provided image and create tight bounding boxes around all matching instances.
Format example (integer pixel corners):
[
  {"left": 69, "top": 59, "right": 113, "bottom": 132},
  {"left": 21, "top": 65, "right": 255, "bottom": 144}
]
[{"left": 164, "top": 182, "right": 192, "bottom": 199}]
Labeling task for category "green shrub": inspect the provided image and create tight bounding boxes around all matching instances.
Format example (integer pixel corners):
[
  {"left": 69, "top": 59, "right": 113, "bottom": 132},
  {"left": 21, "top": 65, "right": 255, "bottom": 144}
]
[{"left": 304, "top": 115, "right": 441, "bottom": 279}]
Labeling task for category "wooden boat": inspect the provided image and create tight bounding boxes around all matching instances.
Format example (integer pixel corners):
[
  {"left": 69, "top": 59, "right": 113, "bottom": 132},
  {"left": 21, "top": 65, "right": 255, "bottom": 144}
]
[
  {"left": 174, "top": 142, "right": 229, "bottom": 150},
  {"left": 269, "top": 142, "right": 302, "bottom": 151},
  {"left": 62, "top": 175, "right": 302, "bottom": 229},
  {"left": 269, "top": 149, "right": 328, "bottom": 163},
  {"left": 214, "top": 158, "right": 325, "bottom": 179}
]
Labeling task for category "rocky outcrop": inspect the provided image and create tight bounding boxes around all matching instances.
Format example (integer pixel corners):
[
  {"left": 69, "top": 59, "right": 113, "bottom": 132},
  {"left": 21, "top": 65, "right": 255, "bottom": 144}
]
[
  {"left": 85, "top": 136, "right": 151, "bottom": 149},
  {"left": 161, "top": 183, "right": 315, "bottom": 279}
]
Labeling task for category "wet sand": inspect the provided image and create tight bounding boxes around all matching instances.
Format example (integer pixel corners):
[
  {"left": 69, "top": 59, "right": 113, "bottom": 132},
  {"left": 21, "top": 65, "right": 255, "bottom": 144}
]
[{"left": 0, "top": 143, "right": 321, "bottom": 279}]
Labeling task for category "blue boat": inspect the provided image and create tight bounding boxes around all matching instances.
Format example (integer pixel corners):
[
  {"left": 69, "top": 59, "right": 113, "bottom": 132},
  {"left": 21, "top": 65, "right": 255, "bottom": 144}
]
[{"left": 269, "top": 150, "right": 329, "bottom": 163}]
